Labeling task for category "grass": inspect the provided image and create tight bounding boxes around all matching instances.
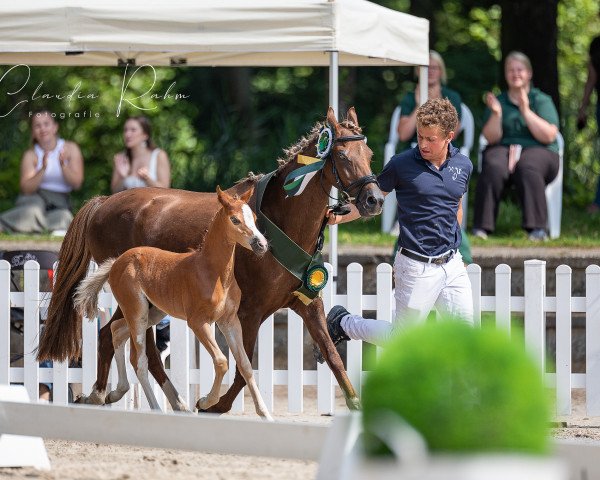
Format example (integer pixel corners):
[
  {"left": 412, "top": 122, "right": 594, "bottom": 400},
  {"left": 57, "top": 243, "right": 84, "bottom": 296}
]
[
  {"left": 326, "top": 200, "right": 600, "bottom": 248},
  {"left": 0, "top": 233, "right": 62, "bottom": 243},
  {"left": 1, "top": 200, "right": 599, "bottom": 249}
]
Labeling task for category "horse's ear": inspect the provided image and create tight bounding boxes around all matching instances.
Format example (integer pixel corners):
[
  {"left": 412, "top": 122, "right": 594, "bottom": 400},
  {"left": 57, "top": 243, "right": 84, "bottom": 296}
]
[
  {"left": 346, "top": 107, "right": 358, "bottom": 126},
  {"left": 240, "top": 186, "right": 254, "bottom": 204},
  {"left": 216, "top": 185, "right": 231, "bottom": 208},
  {"left": 326, "top": 107, "right": 338, "bottom": 128}
]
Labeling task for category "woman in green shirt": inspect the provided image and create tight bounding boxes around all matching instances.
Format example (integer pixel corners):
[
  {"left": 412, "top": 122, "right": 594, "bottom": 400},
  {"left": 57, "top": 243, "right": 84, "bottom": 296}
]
[
  {"left": 397, "top": 50, "right": 462, "bottom": 144},
  {"left": 473, "top": 51, "right": 559, "bottom": 242}
]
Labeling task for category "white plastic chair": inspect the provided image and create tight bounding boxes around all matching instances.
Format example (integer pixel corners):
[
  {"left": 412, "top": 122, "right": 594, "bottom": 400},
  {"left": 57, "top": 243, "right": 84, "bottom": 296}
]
[
  {"left": 476, "top": 132, "right": 563, "bottom": 239},
  {"left": 382, "top": 103, "right": 474, "bottom": 232}
]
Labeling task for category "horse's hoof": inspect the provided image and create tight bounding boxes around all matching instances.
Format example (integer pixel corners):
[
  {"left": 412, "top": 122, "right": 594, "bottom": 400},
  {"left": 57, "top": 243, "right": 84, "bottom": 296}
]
[
  {"left": 105, "top": 389, "right": 128, "bottom": 404},
  {"left": 172, "top": 402, "right": 191, "bottom": 413},
  {"left": 195, "top": 396, "right": 216, "bottom": 411},
  {"left": 197, "top": 404, "right": 227, "bottom": 415},
  {"left": 345, "top": 396, "right": 362, "bottom": 411},
  {"left": 76, "top": 394, "right": 104, "bottom": 405}
]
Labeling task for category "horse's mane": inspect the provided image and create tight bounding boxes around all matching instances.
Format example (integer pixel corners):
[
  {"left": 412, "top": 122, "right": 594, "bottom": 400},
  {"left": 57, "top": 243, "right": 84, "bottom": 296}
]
[{"left": 236, "top": 118, "right": 362, "bottom": 184}]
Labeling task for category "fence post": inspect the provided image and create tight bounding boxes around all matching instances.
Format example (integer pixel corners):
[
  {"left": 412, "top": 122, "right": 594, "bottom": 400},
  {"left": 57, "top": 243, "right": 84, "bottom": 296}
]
[
  {"left": 346, "top": 263, "right": 363, "bottom": 396},
  {"left": 555, "top": 265, "right": 572, "bottom": 415},
  {"left": 0, "top": 261, "right": 10, "bottom": 385},
  {"left": 23, "top": 260, "right": 40, "bottom": 402},
  {"left": 524, "top": 260, "right": 546, "bottom": 371},
  {"left": 169, "top": 318, "right": 190, "bottom": 408},
  {"left": 586, "top": 265, "right": 600, "bottom": 416},
  {"left": 376, "top": 263, "right": 393, "bottom": 360},
  {"left": 467, "top": 264, "right": 481, "bottom": 327},
  {"left": 287, "top": 309, "right": 303, "bottom": 413},
  {"left": 317, "top": 263, "right": 335, "bottom": 415},
  {"left": 258, "top": 314, "right": 274, "bottom": 413},
  {"left": 495, "top": 264, "right": 511, "bottom": 333},
  {"left": 81, "top": 263, "right": 98, "bottom": 404}
]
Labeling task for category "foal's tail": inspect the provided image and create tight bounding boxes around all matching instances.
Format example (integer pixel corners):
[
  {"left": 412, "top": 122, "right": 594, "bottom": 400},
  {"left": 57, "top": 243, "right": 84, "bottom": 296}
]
[
  {"left": 37, "top": 196, "right": 108, "bottom": 362},
  {"left": 74, "top": 259, "right": 115, "bottom": 322}
]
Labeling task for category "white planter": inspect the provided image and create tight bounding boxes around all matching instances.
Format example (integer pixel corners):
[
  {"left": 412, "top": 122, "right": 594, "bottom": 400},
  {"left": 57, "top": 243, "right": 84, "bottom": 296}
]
[{"left": 317, "top": 413, "right": 568, "bottom": 480}]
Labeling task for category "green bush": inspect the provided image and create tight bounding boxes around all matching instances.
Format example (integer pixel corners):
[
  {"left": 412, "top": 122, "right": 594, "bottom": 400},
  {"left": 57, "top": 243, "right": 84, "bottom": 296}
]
[{"left": 362, "top": 320, "right": 551, "bottom": 456}]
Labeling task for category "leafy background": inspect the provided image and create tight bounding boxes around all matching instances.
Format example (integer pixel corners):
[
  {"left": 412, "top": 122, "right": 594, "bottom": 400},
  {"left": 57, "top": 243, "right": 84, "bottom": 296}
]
[{"left": 0, "top": 0, "right": 598, "bottom": 215}]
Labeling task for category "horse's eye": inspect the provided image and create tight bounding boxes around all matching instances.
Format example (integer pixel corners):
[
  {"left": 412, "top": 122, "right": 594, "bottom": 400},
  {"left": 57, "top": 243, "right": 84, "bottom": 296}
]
[
  {"left": 338, "top": 152, "right": 349, "bottom": 161},
  {"left": 230, "top": 216, "right": 241, "bottom": 225}
]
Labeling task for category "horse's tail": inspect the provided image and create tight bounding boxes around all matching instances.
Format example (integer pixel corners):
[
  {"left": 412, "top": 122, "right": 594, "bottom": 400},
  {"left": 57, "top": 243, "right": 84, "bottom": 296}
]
[
  {"left": 37, "top": 196, "right": 108, "bottom": 362},
  {"left": 74, "top": 259, "right": 115, "bottom": 321}
]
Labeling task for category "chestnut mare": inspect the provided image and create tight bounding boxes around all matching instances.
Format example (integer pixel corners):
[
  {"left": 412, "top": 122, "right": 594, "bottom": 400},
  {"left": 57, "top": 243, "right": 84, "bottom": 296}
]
[
  {"left": 38, "top": 107, "right": 384, "bottom": 413},
  {"left": 73, "top": 187, "right": 273, "bottom": 420}
]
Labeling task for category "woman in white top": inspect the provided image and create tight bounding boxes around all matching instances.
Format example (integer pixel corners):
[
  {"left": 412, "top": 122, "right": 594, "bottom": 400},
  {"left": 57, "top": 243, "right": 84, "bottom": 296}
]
[
  {"left": 111, "top": 116, "right": 171, "bottom": 193},
  {"left": 0, "top": 110, "right": 84, "bottom": 234}
]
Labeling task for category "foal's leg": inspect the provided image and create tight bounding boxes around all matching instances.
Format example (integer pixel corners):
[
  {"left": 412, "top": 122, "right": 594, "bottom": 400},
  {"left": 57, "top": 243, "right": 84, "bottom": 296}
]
[
  {"left": 104, "top": 308, "right": 162, "bottom": 405},
  {"left": 218, "top": 314, "right": 273, "bottom": 421},
  {"left": 103, "top": 318, "right": 131, "bottom": 404},
  {"left": 188, "top": 320, "right": 228, "bottom": 411},
  {"left": 80, "top": 304, "right": 173, "bottom": 407},
  {"left": 126, "top": 309, "right": 162, "bottom": 411}
]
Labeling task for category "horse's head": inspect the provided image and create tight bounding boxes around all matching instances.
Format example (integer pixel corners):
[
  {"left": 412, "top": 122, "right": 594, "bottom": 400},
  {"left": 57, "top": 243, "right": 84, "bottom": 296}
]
[
  {"left": 319, "top": 107, "right": 384, "bottom": 217},
  {"left": 217, "top": 186, "right": 268, "bottom": 256}
]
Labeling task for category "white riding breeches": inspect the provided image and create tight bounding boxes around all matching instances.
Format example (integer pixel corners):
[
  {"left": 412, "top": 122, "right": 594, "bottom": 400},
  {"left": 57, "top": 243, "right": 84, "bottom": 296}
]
[{"left": 341, "top": 250, "right": 473, "bottom": 347}]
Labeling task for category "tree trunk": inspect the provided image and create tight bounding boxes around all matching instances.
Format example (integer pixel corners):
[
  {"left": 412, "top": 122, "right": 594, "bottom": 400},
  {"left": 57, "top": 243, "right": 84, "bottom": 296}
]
[
  {"left": 500, "top": 0, "right": 560, "bottom": 117},
  {"left": 410, "top": 0, "right": 436, "bottom": 51}
]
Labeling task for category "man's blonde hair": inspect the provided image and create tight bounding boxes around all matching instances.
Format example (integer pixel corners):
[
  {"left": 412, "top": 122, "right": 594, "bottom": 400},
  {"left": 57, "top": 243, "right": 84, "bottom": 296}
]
[{"left": 416, "top": 98, "right": 458, "bottom": 137}]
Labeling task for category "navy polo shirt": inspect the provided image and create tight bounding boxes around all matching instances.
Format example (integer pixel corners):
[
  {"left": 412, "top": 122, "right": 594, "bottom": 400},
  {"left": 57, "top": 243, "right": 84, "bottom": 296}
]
[{"left": 378, "top": 145, "right": 472, "bottom": 257}]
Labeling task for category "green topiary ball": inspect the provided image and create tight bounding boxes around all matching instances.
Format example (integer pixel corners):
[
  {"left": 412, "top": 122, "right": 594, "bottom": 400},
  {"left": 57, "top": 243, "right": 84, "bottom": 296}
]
[{"left": 362, "top": 320, "right": 551, "bottom": 456}]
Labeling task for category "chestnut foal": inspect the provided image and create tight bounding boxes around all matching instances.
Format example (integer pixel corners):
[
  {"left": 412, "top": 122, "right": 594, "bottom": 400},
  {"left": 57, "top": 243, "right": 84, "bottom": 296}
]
[{"left": 75, "top": 186, "right": 273, "bottom": 420}]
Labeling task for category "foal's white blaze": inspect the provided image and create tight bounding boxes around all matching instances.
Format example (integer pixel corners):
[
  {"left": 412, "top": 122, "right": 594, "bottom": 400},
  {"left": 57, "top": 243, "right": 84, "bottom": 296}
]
[{"left": 242, "top": 204, "right": 266, "bottom": 243}]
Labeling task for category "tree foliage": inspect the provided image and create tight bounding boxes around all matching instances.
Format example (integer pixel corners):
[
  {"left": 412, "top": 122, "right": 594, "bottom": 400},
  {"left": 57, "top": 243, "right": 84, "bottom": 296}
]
[{"left": 0, "top": 1, "right": 598, "bottom": 212}]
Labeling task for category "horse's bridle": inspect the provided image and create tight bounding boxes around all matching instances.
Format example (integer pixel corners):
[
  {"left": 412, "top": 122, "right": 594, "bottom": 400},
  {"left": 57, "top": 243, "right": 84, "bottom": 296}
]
[
  {"left": 320, "top": 131, "right": 379, "bottom": 214},
  {"left": 254, "top": 124, "right": 380, "bottom": 305}
]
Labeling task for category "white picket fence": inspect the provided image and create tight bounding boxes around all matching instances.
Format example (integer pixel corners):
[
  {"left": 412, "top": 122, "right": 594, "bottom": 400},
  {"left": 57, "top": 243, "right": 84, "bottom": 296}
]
[{"left": 1, "top": 259, "right": 599, "bottom": 417}]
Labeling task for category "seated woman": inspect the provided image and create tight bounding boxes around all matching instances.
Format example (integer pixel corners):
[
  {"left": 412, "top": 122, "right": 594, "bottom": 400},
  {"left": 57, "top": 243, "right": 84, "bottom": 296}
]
[
  {"left": 110, "top": 115, "right": 172, "bottom": 362},
  {"left": 0, "top": 110, "right": 84, "bottom": 234},
  {"left": 473, "top": 51, "right": 559, "bottom": 242},
  {"left": 397, "top": 50, "right": 462, "bottom": 143},
  {"left": 110, "top": 116, "right": 171, "bottom": 193}
]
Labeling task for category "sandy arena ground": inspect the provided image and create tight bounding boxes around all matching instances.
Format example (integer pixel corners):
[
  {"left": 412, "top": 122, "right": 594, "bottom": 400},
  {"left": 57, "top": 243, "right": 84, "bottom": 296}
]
[{"left": 2, "top": 387, "right": 599, "bottom": 480}]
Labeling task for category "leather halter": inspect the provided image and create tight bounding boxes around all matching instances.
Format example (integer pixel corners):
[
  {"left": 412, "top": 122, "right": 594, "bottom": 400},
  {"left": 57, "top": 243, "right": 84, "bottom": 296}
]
[
  {"left": 255, "top": 126, "right": 379, "bottom": 304},
  {"left": 326, "top": 133, "right": 379, "bottom": 210}
]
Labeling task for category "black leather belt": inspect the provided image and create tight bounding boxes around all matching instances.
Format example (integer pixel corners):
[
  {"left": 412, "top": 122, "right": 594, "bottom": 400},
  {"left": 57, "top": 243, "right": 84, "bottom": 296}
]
[{"left": 400, "top": 248, "right": 456, "bottom": 265}]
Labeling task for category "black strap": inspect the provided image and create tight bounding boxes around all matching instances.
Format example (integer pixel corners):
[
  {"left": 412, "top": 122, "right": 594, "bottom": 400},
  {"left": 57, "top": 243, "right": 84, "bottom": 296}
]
[{"left": 400, "top": 248, "right": 455, "bottom": 264}]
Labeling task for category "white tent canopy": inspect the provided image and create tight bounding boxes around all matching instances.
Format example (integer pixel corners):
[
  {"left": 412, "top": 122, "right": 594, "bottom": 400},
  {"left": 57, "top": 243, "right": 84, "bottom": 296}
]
[
  {"left": 0, "top": 0, "right": 429, "bottom": 67},
  {"left": 0, "top": 0, "right": 429, "bottom": 279}
]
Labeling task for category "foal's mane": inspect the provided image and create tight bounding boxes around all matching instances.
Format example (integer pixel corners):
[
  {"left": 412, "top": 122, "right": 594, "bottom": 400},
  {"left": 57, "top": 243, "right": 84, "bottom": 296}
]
[{"left": 237, "top": 118, "right": 362, "bottom": 184}]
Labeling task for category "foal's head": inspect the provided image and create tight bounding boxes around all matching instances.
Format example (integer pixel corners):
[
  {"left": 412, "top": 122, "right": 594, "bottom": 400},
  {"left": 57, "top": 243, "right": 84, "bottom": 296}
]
[{"left": 216, "top": 186, "right": 268, "bottom": 256}]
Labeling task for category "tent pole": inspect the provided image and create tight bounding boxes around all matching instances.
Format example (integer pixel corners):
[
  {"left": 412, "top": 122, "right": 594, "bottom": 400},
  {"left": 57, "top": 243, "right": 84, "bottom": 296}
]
[
  {"left": 328, "top": 50, "right": 339, "bottom": 292},
  {"left": 419, "top": 65, "right": 428, "bottom": 104}
]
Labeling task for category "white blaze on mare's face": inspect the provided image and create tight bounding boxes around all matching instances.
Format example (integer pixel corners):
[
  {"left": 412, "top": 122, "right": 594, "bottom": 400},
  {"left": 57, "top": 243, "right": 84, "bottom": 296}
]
[{"left": 241, "top": 204, "right": 264, "bottom": 241}]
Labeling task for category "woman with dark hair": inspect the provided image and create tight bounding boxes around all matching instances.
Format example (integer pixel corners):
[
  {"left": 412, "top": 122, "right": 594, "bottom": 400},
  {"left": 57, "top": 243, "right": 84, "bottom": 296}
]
[
  {"left": 110, "top": 116, "right": 171, "bottom": 193},
  {"left": 0, "top": 110, "right": 84, "bottom": 234},
  {"left": 110, "top": 116, "right": 172, "bottom": 360}
]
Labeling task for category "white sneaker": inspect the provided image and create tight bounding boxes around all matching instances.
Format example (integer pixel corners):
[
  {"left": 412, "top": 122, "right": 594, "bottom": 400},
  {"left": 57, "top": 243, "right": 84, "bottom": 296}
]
[{"left": 472, "top": 228, "right": 488, "bottom": 240}]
